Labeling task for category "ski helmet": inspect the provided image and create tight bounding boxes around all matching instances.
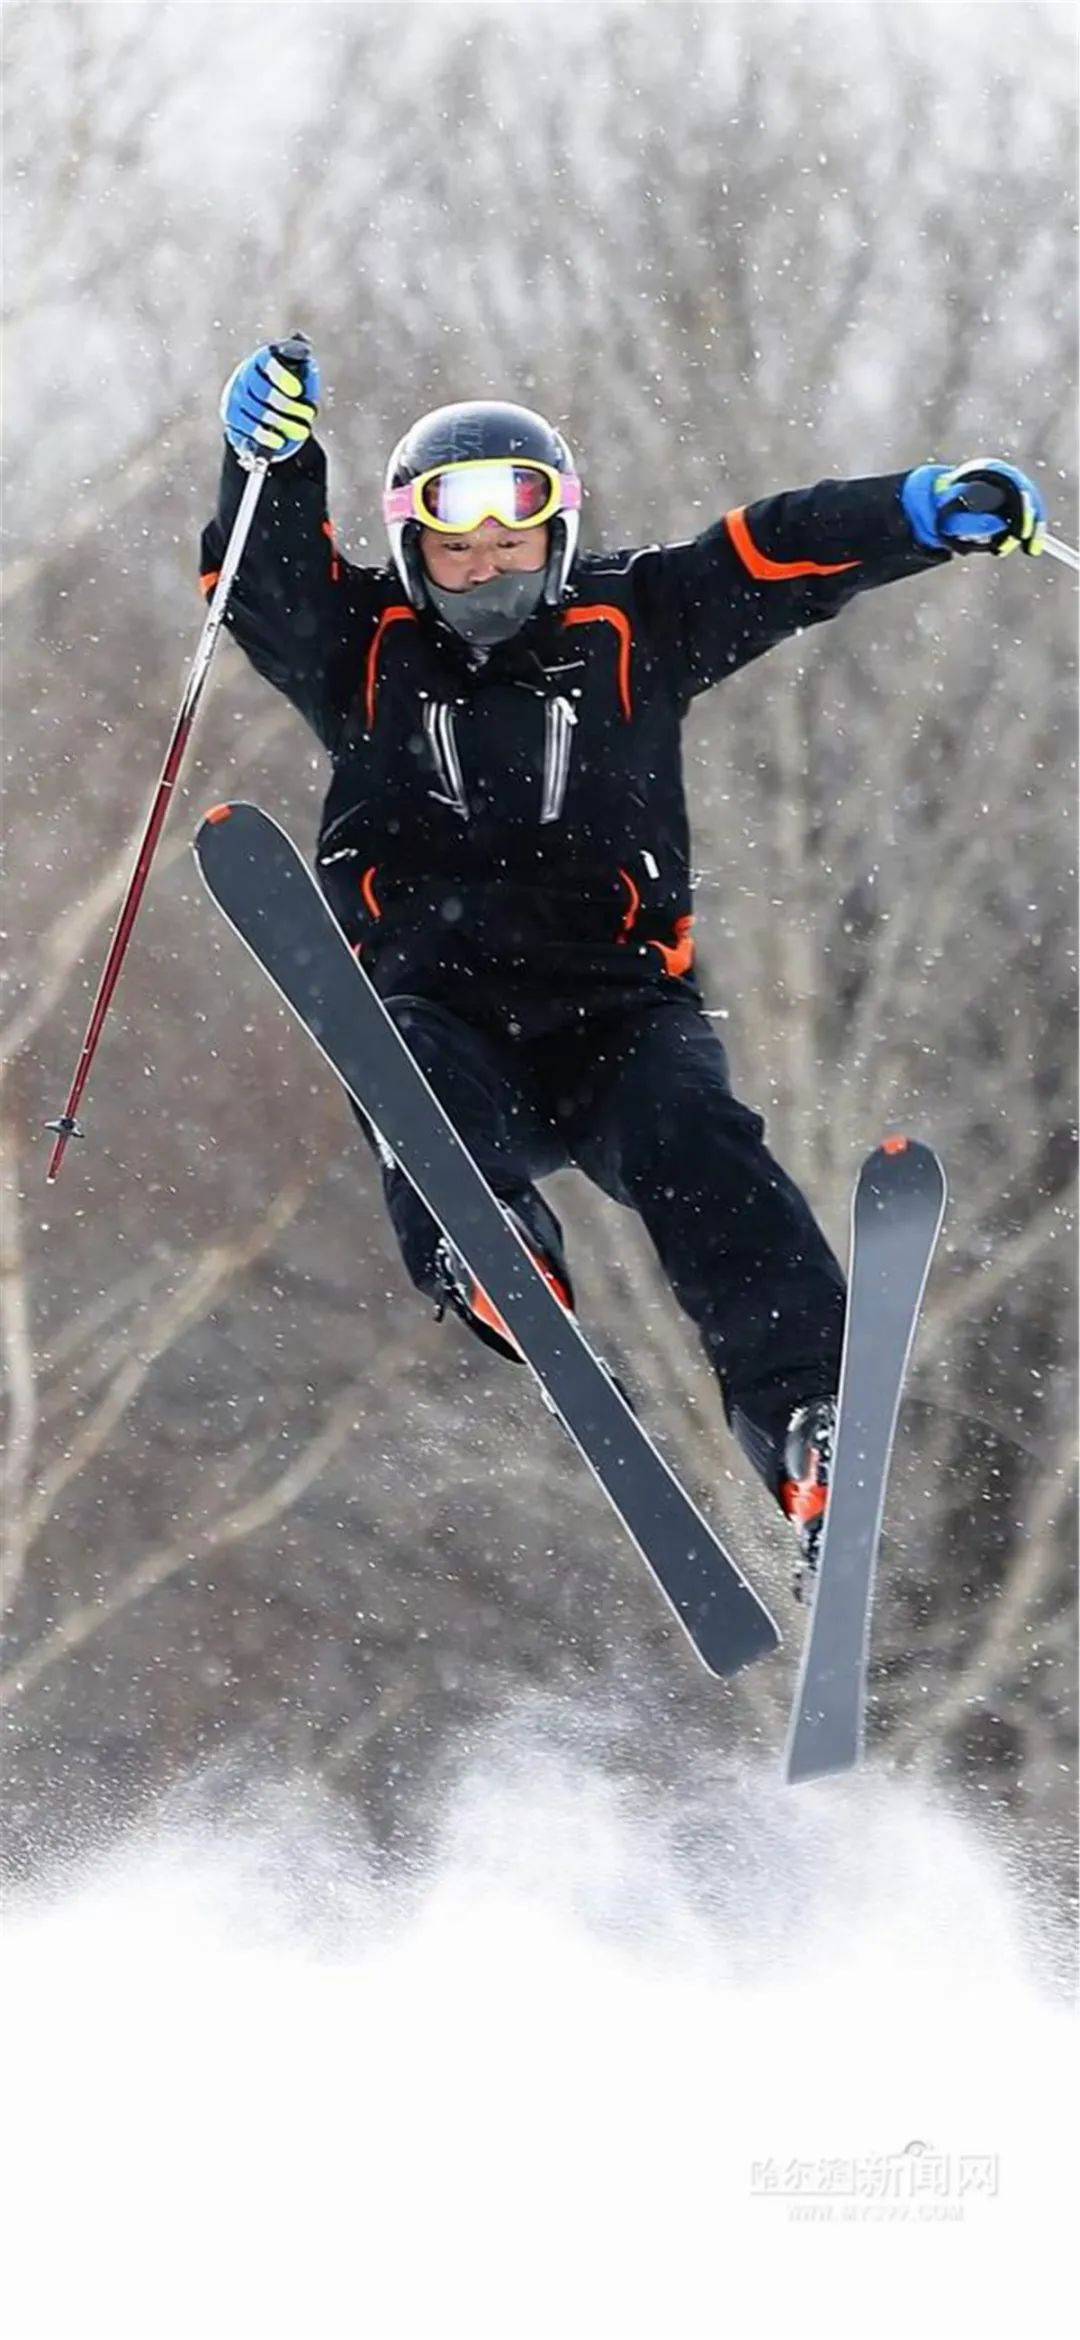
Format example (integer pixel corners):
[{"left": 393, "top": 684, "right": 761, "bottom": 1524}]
[{"left": 382, "top": 400, "right": 581, "bottom": 615}]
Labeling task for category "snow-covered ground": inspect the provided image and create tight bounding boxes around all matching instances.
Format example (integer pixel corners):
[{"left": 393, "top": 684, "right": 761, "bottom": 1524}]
[{"left": 3, "top": 1735, "right": 1075, "bottom": 2340}]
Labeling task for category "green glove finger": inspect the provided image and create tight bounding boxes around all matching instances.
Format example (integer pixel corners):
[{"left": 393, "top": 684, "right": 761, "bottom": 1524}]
[
  {"left": 1019, "top": 494, "right": 1046, "bottom": 556},
  {"left": 996, "top": 497, "right": 1047, "bottom": 559},
  {"left": 263, "top": 352, "right": 317, "bottom": 438},
  {"left": 265, "top": 352, "right": 308, "bottom": 400},
  {"left": 264, "top": 382, "right": 316, "bottom": 419},
  {"left": 268, "top": 410, "right": 312, "bottom": 443}
]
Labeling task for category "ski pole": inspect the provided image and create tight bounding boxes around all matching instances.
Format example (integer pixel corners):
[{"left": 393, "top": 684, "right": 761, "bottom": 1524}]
[
  {"left": 1043, "top": 532, "right": 1079, "bottom": 573},
  {"left": 45, "top": 454, "right": 270, "bottom": 1183}
]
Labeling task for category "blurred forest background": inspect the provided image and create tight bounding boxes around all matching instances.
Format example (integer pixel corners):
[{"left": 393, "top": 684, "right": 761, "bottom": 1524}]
[{"left": 3, "top": 1, "right": 1077, "bottom": 1897}]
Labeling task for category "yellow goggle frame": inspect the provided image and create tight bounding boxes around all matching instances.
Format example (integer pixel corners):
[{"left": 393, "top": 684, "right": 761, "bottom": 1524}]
[{"left": 383, "top": 458, "right": 581, "bottom": 535}]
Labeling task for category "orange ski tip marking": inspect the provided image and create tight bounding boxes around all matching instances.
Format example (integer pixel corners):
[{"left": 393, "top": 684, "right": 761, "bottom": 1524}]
[
  {"left": 205, "top": 804, "right": 234, "bottom": 825},
  {"left": 881, "top": 1135, "right": 911, "bottom": 1155}
]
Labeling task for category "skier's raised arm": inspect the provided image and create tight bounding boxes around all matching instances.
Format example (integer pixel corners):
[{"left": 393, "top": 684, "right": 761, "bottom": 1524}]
[
  {"left": 199, "top": 336, "right": 375, "bottom": 752},
  {"left": 635, "top": 458, "right": 1047, "bottom": 698}
]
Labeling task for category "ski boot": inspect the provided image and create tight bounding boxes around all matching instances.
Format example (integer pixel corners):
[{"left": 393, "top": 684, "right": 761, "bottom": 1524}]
[
  {"left": 433, "top": 1211, "right": 575, "bottom": 1365},
  {"left": 779, "top": 1395, "right": 837, "bottom": 1602}
]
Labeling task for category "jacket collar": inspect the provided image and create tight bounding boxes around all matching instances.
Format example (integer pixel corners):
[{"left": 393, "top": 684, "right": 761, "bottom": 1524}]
[{"left": 421, "top": 599, "right": 575, "bottom": 691}]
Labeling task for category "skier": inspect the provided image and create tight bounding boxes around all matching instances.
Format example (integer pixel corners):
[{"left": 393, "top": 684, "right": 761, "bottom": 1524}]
[{"left": 201, "top": 336, "right": 1046, "bottom": 1591}]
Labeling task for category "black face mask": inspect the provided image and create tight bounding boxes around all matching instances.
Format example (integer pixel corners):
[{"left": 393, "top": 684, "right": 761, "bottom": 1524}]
[{"left": 426, "top": 569, "right": 546, "bottom": 648}]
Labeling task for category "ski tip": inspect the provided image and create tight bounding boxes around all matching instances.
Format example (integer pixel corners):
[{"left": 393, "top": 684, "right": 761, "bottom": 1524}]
[
  {"left": 867, "top": 1135, "right": 947, "bottom": 1191},
  {"left": 194, "top": 804, "right": 239, "bottom": 860},
  {"left": 858, "top": 1137, "right": 948, "bottom": 1218}
]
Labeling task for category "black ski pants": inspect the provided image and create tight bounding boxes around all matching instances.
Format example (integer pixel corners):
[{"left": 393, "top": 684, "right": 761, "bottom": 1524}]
[{"left": 373, "top": 992, "right": 846, "bottom": 1500}]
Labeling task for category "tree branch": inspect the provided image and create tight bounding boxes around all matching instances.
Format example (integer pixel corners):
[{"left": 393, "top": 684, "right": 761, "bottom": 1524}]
[
  {"left": 0, "top": 1384, "right": 364, "bottom": 1711},
  {"left": 6, "top": 1175, "right": 314, "bottom": 1591}
]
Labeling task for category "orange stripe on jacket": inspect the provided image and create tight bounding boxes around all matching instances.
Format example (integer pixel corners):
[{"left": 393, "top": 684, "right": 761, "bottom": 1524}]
[
  {"left": 619, "top": 873, "right": 692, "bottom": 977},
  {"left": 617, "top": 867, "right": 642, "bottom": 941},
  {"left": 360, "top": 865, "right": 382, "bottom": 921},
  {"left": 725, "top": 506, "right": 861, "bottom": 584},
  {"left": 649, "top": 916, "right": 695, "bottom": 981},
  {"left": 365, "top": 605, "right": 418, "bottom": 730},
  {"left": 203, "top": 513, "right": 339, "bottom": 603},
  {"left": 562, "top": 605, "right": 633, "bottom": 719}
]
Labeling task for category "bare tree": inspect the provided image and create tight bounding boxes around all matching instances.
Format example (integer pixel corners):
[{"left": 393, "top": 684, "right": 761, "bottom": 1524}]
[{"left": 3, "top": 3, "right": 1075, "bottom": 1877}]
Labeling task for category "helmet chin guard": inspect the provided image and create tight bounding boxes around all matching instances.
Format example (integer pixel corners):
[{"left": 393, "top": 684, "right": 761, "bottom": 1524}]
[{"left": 383, "top": 399, "right": 581, "bottom": 614}]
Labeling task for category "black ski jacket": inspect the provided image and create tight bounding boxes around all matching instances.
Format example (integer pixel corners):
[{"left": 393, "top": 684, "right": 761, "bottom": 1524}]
[{"left": 200, "top": 441, "right": 943, "bottom": 1028}]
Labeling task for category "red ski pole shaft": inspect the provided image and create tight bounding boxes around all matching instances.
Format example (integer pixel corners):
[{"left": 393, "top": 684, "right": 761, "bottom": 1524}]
[{"left": 45, "top": 455, "right": 270, "bottom": 1183}]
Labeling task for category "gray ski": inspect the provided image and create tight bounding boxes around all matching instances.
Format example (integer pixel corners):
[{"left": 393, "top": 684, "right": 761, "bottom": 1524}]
[
  {"left": 784, "top": 1138, "right": 947, "bottom": 1782},
  {"left": 193, "top": 801, "right": 781, "bottom": 1680}
]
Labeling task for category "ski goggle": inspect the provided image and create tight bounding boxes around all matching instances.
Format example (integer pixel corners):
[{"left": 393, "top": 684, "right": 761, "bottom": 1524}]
[{"left": 383, "top": 458, "right": 581, "bottom": 535}]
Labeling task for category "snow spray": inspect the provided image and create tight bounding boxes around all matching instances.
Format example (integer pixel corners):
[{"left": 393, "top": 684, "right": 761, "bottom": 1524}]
[{"left": 2, "top": 1734, "right": 1075, "bottom": 2340}]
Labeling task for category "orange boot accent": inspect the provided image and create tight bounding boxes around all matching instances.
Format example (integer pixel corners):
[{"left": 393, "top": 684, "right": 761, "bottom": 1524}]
[
  {"left": 466, "top": 1249, "right": 574, "bottom": 1358},
  {"left": 779, "top": 1467, "right": 828, "bottom": 1533}
]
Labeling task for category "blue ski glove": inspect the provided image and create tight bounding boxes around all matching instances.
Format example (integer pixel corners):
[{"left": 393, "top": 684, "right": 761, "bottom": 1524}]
[
  {"left": 901, "top": 459, "right": 1046, "bottom": 557},
  {"left": 220, "top": 333, "right": 321, "bottom": 463}
]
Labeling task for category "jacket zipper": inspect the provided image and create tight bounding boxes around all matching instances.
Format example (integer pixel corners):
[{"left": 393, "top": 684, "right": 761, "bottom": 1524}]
[
  {"left": 541, "top": 695, "right": 578, "bottom": 824},
  {"left": 423, "top": 700, "right": 469, "bottom": 817}
]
